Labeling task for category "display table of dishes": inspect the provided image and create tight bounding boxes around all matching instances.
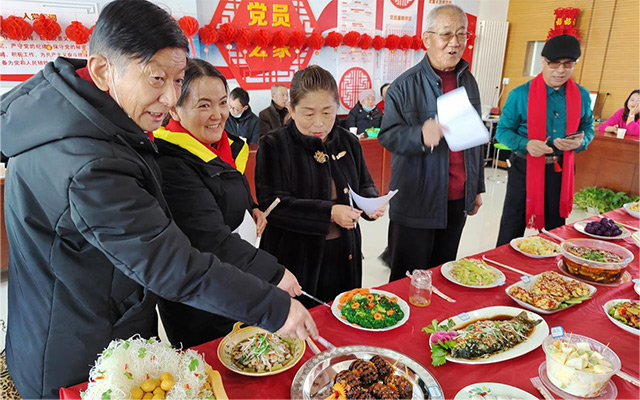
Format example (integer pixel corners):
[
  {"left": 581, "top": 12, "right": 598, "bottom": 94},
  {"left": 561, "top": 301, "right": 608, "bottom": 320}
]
[{"left": 60, "top": 208, "right": 639, "bottom": 399}]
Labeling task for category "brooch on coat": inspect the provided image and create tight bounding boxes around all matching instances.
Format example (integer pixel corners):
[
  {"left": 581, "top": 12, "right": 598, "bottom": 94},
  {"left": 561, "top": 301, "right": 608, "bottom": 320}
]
[
  {"left": 332, "top": 151, "right": 347, "bottom": 161},
  {"left": 314, "top": 151, "right": 329, "bottom": 164}
]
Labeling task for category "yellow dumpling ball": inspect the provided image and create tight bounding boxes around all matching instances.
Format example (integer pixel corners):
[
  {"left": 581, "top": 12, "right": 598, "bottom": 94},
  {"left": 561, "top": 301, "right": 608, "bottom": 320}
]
[
  {"left": 130, "top": 387, "right": 144, "bottom": 400},
  {"left": 160, "top": 379, "right": 174, "bottom": 391},
  {"left": 140, "top": 379, "right": 157, "bottom": 393},
  {"left": 160, "top": 372, "right": 174, "bottom": 382}
]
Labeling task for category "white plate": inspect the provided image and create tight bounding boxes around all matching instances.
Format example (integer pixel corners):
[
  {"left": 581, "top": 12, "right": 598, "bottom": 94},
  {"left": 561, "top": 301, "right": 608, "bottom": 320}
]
[
  {"left": 505, "top": 273, "right": 596, "bottom": 314},
  {"left": 623, "top": 202, "right": 640, "bottom": 218},
  {"left": 454, "top": 382, "right": 538, "bottom": 400},
  {"left": 430, "top": 306, "right": 549, "bottom": 364},
  {"left": 635, "top": 282, "right": 640, "bottom": 296},
  {"left": 510, "top": 237, "right": 561, "bottom": 258},
  {"left": 573, "top": 220, "right": 631, "bottom": 240},
  {"left": 441, "top": 260, "right": 506, "bottom": 288},
  {"left": 331, "top": 289, "right": 410, "bottom": 332},
  {"left": 602, "top": 299, "right": 640, "bottom": 336},
  {"left": 633, "top": 231, "right": 640, "bottom": 248}
]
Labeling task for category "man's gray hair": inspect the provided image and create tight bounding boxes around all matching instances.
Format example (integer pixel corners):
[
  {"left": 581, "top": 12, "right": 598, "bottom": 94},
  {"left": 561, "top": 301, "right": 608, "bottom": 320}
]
[
  {"left": 271, "top": 84, "right": 287, "bottom": 95},
  {"left": 424, "top": 4, "right": 467, "bottom": 32}
]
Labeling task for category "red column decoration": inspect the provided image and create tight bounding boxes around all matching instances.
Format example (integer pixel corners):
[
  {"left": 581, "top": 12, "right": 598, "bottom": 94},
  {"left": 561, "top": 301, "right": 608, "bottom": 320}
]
[
  {"left": 33, "top": 15, "right": 61, "bottom": 40},
  {"left": 2, "top": 16, "right": 33, "bottom": 41},
  {"left": 65, "top": 21, "right": 90, "bottom": 44}
]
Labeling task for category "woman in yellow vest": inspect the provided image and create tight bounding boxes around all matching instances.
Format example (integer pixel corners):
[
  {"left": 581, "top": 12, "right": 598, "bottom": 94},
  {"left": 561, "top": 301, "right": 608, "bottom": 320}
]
[{"left": 153, "top": 58, "right": 300, "bottom": 348}]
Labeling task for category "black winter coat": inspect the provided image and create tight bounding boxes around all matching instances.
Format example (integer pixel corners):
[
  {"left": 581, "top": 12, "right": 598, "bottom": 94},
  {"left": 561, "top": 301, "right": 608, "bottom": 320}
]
[
  {"left": 0, "top": 58, "right": 289, "bottom": 399},
  {"left": 256, "top": 122, "right": 378, "bottom": 297},
  {"left": 224, "top": 106, "right": 261, "bottom": 144},
  {"left": 378, "top": 55, "right": 485, "bottom": 229},
  {"left": 345, "top": 102, "right": 383, "bottom": 133},
  {"left": 153, "top": 127, "right": 285, "bottom": 347}
]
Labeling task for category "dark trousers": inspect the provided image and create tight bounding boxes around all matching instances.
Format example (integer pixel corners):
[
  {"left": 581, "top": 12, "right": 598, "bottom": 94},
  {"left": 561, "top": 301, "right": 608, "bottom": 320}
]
[
  {"left": 388, "top": 198, "right": 467, "bottom": 282},
  {"left": 496, "top": 155, "right": 565, "bottom": 246}
]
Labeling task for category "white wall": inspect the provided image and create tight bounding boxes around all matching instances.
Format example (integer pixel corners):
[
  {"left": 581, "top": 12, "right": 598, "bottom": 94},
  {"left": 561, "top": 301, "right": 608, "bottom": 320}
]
[{"left": 477, "top": 0, "right": 510, "bottom": 21}]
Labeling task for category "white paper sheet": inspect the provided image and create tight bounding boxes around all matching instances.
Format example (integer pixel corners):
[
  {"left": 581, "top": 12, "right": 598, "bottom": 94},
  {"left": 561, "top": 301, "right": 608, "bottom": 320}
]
[
  {"left": 232, "top": 210, "right": 258, "bottom": 247},
  {"left": 437, "top": 86, "right": 490, "bottom": 151},
  {"left": 348, "top": 185, "right": 398, "bottom": 215}
]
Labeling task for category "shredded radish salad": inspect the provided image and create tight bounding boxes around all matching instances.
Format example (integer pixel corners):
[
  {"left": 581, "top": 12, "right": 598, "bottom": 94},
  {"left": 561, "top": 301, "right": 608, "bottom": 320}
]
[{"left": 232, "top": 333, "right": 293, "bottom": 372}]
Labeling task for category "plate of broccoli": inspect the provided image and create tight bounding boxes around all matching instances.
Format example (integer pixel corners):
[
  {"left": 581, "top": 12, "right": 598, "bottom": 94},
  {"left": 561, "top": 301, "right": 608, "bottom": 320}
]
[{"left": 331, "top": 288, "right": 410, "bottom": 331}]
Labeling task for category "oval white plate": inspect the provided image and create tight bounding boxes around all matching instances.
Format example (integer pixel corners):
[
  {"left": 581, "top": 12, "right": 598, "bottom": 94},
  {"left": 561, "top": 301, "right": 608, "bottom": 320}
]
[
  {"left": 623, "top": 202, "right": 640, "bottom": 218},
  {"left": 454, "top": 382, "right": 538, "bottom": 400},
  {"left": 602, "top": 299, "right": 640, "bottom": 336},
  {"left": 441, "top": 260, "right": 506, "bottom": 288},
  {"left": 573, "top": 220, "right": 631, "bottom": 240},
  {"left": 510, "top": 237, "right": 561, "bottom": 258},
  {"left": 505, "top": 273, "right": 596, "bottom": 315},
  {"left": 429, "top": 306, "right": 549, "bottom": 364},
  {"left": 331, "top": 289, "right": 410, "bottom": 332},
  {"left": 633, "top": 231, "right": 640, "bottom": 248},
  {"left": 635, "top": 282, "right": 640, "bottom": 296}
]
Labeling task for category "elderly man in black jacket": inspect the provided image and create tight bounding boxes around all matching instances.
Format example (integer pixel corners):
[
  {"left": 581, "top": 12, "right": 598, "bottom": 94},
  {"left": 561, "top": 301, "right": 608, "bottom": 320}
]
[
  {"left": 0, "top": 1, "right": 316, "bottom": 398},
  {"left": 258, "top": 84, "right": 290, "bottom": 137},
  {"left": 378, "top": 4, "right": 485, "bottom": 282}
]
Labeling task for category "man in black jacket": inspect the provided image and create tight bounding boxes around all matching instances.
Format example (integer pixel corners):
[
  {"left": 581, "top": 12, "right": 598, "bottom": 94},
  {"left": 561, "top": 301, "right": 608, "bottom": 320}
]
[
  {"left": 0, "top": 1, "right": 316, "bottom": 398},
  {"left": 226, "top": 87, "right": 261, "bottom": 144},
  {"left": 258, "top": 84, "right": 289, "bottom": 136},
  {"left": 378, "top": 4, "right": 485, "bottom": 282}
]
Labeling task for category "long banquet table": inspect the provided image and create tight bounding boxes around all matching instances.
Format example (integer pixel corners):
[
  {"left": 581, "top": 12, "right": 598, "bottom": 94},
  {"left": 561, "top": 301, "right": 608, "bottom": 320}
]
[{"left": 61, "top": 208, "right": 639, "bottom": 399}]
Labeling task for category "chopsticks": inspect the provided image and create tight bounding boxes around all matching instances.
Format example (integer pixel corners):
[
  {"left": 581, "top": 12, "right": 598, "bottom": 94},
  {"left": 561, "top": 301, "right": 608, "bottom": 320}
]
[
  {"left": 616, "top": 370, "right": 640, "bottom": 387},
  {"left": 482, "top": 255, "right": 531, "bottom": 276},
  {"left": 432, "top": 285, "right": 456, "bottom": 303},
  {"left": 617, "top": 221, "right": 638, "bottom": 231},
  {"left": 529, "top": 377, "right": 553, "bottom": 400},
  {"left": 301, "top": 290, "right": 332, "bottom": 309},
  {"left": 306, "top": 335, "right": 336, "bottom": 355},
  {"left": 541, "top": 228, "right": 565, "bottom": 243}
]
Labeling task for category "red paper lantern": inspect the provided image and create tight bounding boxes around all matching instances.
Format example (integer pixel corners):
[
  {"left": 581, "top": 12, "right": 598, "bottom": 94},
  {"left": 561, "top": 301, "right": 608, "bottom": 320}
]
[
  {"left": 288, "top": 31, "right": 306, "bottom": 49},
  {"left": 358, "top": 34, "right": 372, "bottom": 50},
  {"left": 2, "top": 16, "right": 33, "bottom": 41},
  {"left": 251, "top": 29, "right": 272, "bottom": 47},
  {"left": 178, "top": 16, "right": 199, "bottom": 37},
  {"left": 217, "top": 23, "right": 236, "bottom": 45},
  {"left": 410, "top": 35, "right": 423, "bottom": 50},
  {"left": 385, "top": 34, "right": 400, "bottom": 50},
  {"left": 372, "top": 35, "right": 386, "bottom": 51},
  {"left": 271, "top": 30, "right": 289, "bottom": 48},
  {"left": 234, "top": 27, "right": 252, "bottom": 47},
  {"left": 33, "top": 15, "right": 61, "bottom": 40},
  {"left": 399, "top": 34, "right": 412, "bottom": 50},
  {"left": 325, "top": 31, "right": 343, "bottom": 48},
  {"left": 198, "top": 25, "right": 218, "bottom": 45},
  {"left": 65, "top": 21, "right": 90, "bottom": 44},
  {"left": 342, "top": 31, "right": 360, "bottom": 47},
  {"left": 305, "top": 32, "right": 324, "bottom": 50}
]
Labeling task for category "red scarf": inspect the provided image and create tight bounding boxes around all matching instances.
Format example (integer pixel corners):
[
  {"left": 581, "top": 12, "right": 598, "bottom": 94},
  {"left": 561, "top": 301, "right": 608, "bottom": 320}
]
[
  {"left": 526, "top": 74, "right": 580, "bottom": 229},
  {"left": 165, "top": 119, "right": 236, "bottom": 169}
]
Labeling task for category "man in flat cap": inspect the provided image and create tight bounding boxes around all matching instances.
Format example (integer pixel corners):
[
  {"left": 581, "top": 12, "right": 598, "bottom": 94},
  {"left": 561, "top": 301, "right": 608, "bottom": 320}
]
[{"left": 495, "top": 34, "right": 594, "bottom": 245}]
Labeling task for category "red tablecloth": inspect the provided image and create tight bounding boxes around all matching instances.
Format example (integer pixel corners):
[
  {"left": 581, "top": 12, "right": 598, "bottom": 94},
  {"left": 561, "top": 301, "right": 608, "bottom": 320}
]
[{"left": 60, "top": 209, "right": 640, "bottom": 399}]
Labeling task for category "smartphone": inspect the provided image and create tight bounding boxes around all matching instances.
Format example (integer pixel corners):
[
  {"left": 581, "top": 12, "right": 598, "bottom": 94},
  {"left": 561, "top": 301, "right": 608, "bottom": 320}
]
[{"left": 565, "top": 131, "right": 584, "bottom": 139}]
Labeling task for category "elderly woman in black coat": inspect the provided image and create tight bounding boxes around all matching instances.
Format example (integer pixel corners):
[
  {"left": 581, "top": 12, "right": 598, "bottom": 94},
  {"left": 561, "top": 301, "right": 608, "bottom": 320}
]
[
  {"left": 346, "top": 88, "right": 383, "bottom": 134},
  {"left": 256, "top": 65, "right": 385, "bottom": 305},
  {"left": 153, "top": 59, "right": 302, "bottom": 348}
]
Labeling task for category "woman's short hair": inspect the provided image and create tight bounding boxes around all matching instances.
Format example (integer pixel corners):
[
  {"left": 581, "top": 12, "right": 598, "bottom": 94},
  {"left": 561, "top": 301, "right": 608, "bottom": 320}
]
[
  {"left": 90, "top": 0, "right": 188, "bottom": 70},
  {"left": 289, "top": 65, "right": 340, "bottom": 109},
  {"left": 623, "top": 89, "right": 640, "bottom": 122},
  {"left": 176, "top": 59, "right": 228, "bottom": 108}
]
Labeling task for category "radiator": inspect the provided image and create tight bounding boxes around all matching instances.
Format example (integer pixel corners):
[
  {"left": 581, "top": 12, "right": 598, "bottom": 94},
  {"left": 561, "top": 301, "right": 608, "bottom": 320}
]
[{"left": 471, "top": 20, "right": 510, "bottom": 108}]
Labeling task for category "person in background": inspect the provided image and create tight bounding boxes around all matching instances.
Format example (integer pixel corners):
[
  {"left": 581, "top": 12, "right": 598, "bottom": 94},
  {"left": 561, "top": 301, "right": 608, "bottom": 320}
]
[
  {"left": 377, "top": 83, "right": 391, "bottom": 114},
  {"left": 495, "top": 34, "right": 594, "bottom": 246},
  {"left": 378, "top": 4, "right": 484, "bottom": 282},
  {"left": 346, "top": 88, "right": 383, "bottom": 134},
  {"left": 258, "top": 84, "right": 289, "bottom": 137},
  {"left": 256, "top": 65, "right": 384, "bottom": 306},
  {"left": 598, "top": 89, "right": 639, "bottom": 136},
  {"left": 154, "top": 59, "right": 302, "bottom": 348},
  {"left": 225, "top": 87, "right": 261, "bottom": 144},
  {"left": 0, "top": 1, "right": 316, "bottom": 397}
]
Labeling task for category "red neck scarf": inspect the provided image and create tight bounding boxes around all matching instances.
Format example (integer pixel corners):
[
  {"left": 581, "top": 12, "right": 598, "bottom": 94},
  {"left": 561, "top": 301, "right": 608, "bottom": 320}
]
[
  {"left": 165, "top": 119, "right": 236, "bottom": 169},
  {"left": 526, "top": 74, "right": 580, "bottom": 229}
]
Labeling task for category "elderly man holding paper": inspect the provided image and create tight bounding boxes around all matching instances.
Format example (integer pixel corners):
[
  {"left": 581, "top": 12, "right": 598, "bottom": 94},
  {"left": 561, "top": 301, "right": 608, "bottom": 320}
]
[{"left": 378, "top": 4, "right": 485, "bottom": 282}]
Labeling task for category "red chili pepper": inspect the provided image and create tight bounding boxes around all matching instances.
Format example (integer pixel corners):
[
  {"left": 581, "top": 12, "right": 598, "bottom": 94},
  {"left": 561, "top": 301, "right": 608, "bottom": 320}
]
[
  {"left": 124, "top": 364, "right": 128, "bottom": 370},
  {"left": 185, "top": 384, "right": 190, "bottom": 389},
  {"left": 194, "top": 373, "right": 199, "bottom": 377},
  {"left": 146, "top": 373, "right": 150, "bottom": 380}
]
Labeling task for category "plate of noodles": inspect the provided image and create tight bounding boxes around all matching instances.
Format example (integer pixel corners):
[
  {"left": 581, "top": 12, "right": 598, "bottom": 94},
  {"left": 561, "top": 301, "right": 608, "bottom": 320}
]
[
  {"left": 510, "top": 236, "right": 561, "bottom": 258},
  {"left": 217, "top": 322, "right": 305, "bottom": 376}
]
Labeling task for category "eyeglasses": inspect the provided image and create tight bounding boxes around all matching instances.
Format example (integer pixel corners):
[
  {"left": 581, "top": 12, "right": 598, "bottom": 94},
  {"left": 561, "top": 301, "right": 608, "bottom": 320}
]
[
  {"left": 426, "top": 31, "right": 471, "bottom": 42},
  {"left": 545, "top": 59, "right": 577, "bottom": 69}
]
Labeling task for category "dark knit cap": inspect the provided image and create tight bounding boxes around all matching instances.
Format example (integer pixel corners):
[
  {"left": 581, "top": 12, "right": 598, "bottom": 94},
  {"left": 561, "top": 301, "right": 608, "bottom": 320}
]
[{"left": 541, "top": 35, "right": 581, "bottom": 61}]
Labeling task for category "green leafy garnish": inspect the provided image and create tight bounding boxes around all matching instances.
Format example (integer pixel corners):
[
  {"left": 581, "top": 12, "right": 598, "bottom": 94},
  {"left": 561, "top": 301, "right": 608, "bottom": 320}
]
[
  {"left": 188, "top": 357, "right": 199, "bottom": 372},
  {"left": 138, "top": 348, "right": 146, "bottom": 359},
  {"left": 422, "top": 319, "right": 457, "bottom": 366},
  {"left": 101, "top": 389, "right": 112, "bottom": 400}
]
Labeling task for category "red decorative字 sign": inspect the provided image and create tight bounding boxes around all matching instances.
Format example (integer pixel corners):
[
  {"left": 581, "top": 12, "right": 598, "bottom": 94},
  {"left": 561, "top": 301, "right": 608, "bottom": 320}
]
[
  {"left": 391, "top": 0, "right": 416, "bottom": 9},
  {"left": 339, "top": 67, "right": 372, "bottom": 110},
  {"left": 211, "top": 0, "right": 318, "bottom": 90}
]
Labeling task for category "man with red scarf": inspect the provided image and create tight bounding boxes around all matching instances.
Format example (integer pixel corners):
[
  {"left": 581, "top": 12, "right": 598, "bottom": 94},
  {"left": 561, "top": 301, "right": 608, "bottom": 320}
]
[{"left": 496, "top": 34, "right": 594, "bottom": 246}]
